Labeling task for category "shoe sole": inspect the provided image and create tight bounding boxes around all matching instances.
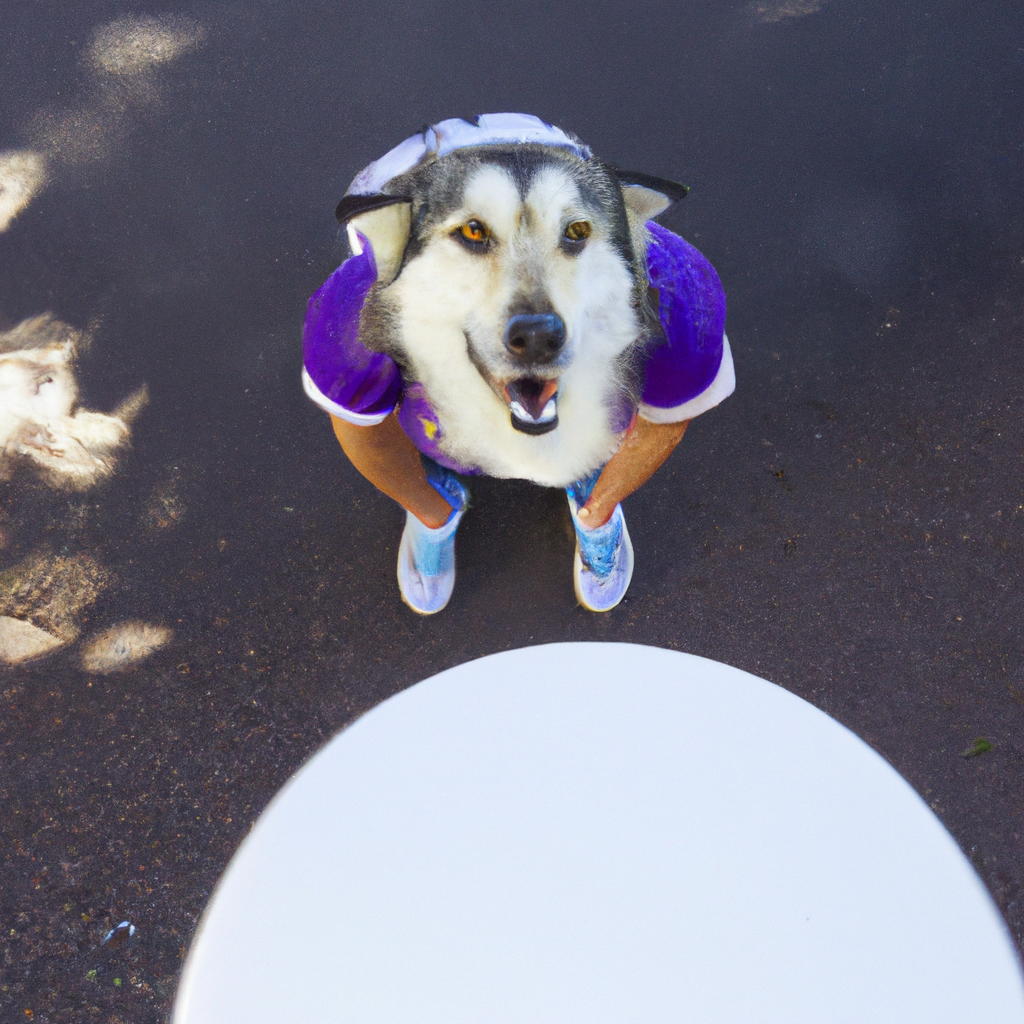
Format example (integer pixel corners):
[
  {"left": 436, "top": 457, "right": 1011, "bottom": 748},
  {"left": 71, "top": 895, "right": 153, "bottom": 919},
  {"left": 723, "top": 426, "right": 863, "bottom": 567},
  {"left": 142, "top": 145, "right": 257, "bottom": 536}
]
[{"left": 573, "top": 515, "right": 634, "bottom": 612}]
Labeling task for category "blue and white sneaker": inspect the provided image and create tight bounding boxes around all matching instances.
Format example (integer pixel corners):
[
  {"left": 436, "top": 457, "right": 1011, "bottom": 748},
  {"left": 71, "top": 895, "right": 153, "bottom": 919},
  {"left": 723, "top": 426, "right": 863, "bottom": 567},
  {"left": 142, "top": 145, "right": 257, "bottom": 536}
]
[
  {"left": 566, "top": 491, "right": 634, "bottom": 613},
  {"left": 397, "top": 462, "right": 469, "bottom": 615}
]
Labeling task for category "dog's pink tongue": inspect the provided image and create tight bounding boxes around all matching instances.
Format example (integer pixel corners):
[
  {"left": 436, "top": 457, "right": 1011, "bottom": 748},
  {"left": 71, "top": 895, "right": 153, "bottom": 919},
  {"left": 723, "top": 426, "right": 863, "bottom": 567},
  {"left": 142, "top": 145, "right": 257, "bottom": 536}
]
[{"left": 506, "top": 378, "right": 558, "bottom": 421}]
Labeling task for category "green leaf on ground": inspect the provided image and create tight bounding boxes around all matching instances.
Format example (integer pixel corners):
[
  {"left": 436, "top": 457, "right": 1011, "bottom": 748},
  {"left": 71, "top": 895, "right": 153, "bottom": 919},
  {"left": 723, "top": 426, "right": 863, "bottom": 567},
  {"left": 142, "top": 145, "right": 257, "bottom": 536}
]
[{"left": 962, "top": 737, "right": 993, "bottom": 758}]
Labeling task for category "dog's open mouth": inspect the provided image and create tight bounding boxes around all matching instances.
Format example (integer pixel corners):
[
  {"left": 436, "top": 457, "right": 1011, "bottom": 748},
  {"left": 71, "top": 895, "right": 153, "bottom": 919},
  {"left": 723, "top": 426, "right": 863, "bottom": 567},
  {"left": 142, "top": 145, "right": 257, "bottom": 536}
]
[{"left": 505, "top": 378, "right": 559, "bottom": 435}]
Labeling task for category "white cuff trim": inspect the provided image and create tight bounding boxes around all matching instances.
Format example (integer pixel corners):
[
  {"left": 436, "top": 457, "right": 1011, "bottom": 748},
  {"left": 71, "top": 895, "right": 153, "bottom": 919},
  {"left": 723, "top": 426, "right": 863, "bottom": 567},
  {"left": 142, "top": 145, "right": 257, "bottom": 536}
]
[
  {"left": 638, "top": 333, "right": 735, "bottom": 424},
  {"left": 302, "top": 367, "right": 393, "bottom": 426}
]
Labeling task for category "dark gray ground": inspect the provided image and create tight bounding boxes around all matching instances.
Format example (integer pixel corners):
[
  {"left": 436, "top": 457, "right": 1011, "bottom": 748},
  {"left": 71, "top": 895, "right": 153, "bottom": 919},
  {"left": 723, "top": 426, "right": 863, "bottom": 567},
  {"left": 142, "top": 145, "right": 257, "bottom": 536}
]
[{"left": 2, "top": 0, "right": 1023, "bottom": 1019}]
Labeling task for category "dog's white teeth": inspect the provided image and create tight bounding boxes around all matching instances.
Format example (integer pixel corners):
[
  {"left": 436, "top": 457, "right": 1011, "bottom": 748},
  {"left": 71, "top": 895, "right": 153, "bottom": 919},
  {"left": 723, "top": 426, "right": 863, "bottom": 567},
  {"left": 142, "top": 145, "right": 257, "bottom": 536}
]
[{"left": 510, "top": 398, "right": 557, "bottom": 424}]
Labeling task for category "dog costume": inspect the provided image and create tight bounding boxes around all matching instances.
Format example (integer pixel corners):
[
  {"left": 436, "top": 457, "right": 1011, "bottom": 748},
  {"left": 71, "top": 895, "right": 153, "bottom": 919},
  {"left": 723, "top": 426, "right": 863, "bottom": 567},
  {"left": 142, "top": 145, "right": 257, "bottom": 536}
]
[{"left": 302, "top": 114, "right": 734, "bottom": 611}]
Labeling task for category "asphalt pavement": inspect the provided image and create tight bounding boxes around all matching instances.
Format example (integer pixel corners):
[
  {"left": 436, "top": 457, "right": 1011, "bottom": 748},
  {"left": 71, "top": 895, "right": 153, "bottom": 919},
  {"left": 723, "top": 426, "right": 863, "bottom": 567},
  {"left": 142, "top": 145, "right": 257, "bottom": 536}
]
[{"left": 2, "top": 0, "right": 1023, "bottom": 1019}]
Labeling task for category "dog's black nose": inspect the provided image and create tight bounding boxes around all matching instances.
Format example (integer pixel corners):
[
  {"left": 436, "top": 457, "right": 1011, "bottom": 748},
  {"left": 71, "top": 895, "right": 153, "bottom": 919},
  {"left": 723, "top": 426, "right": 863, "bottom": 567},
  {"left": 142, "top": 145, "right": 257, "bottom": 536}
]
[{"left": 504, "top": 314, "right": 565, "bottom": 364}]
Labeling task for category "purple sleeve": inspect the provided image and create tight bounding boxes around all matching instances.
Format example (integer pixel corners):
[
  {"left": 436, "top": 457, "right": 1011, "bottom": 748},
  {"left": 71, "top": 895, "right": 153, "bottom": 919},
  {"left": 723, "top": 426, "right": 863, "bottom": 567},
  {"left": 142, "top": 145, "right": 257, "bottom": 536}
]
[
  {"left": 641, "top": 222, "right": 727, "bottom": 410},
  {"left": 302, "top": 248, "right": 403, "bottom": 421}
]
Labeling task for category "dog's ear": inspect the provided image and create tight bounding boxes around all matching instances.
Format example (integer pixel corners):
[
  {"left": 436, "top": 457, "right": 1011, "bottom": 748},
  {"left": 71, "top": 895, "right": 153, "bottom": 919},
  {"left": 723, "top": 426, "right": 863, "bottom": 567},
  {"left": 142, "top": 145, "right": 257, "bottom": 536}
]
[
  {"left": 615, "top": 170, "right": 689, "bottom": 223},
  {"left": 336, "top": 193, "right": 412, "bottom": 286}
]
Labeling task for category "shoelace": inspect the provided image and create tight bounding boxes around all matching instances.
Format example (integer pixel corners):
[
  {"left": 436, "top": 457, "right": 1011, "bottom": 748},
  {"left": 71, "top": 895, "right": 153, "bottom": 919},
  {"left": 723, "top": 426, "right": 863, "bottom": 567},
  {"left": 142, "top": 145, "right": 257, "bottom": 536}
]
[
  {"left": 576, "top": 511, "right": 622, "bottom": 580},
  {"left": 405, "top": 512, "right": 459, "bottom": 577}
]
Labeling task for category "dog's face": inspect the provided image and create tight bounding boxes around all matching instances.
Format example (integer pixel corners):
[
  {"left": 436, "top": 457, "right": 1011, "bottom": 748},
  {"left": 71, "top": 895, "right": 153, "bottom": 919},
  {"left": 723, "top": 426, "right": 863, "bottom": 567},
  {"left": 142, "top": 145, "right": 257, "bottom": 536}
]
[
  {"left": 411, "top": 154, "right": 645, "bottom": 435},
  {"left": 335, "top": 144, "right": 684, "bottom": 484},
  {"left": 345, "top": 148, "right": 677, "bottom": 435}
]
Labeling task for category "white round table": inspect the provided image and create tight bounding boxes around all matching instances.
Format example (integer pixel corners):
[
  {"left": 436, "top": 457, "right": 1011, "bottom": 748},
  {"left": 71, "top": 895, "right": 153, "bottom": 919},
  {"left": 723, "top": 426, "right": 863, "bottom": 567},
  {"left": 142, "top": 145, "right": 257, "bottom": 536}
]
[{"left": 173, "top": 643, "right": 1024, "bottom": 1023}]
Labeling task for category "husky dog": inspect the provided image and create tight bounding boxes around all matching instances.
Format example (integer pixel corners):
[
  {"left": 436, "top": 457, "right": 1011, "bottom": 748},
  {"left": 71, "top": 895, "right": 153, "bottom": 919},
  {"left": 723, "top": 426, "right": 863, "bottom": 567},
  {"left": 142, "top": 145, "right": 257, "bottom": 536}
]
[{"left": 303, "top": 114, "right": 733, "bottom": 613}]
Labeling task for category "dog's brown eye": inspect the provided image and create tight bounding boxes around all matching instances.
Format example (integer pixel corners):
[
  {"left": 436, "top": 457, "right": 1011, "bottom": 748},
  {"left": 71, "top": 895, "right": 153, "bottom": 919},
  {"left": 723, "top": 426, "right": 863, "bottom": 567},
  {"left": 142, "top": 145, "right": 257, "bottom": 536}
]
[
  {"left": 457, "top": 220, "right": 489, "bottom": 244},
  {"left": 564, "top": 221, "right": 592, "bottom": 242}
]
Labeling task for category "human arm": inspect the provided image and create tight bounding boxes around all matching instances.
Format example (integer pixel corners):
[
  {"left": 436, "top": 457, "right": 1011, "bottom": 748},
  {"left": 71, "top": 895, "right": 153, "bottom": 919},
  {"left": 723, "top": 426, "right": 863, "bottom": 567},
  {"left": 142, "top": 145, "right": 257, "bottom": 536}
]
[
  {"left": 576, "top": 416, "right": 690, "bottom": 528},
  {"left": 330, "top": 411, "right": 454, "bottom": 529}
]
